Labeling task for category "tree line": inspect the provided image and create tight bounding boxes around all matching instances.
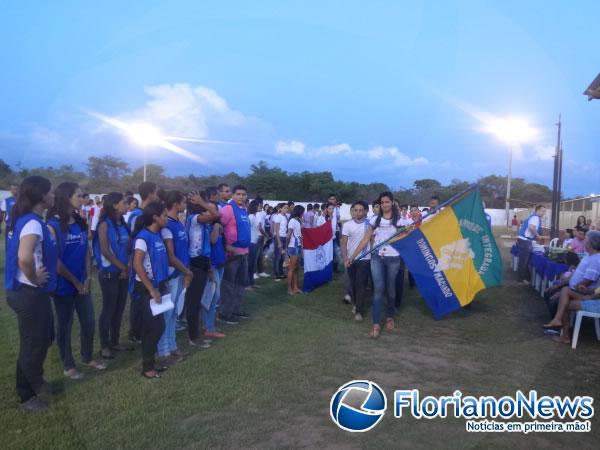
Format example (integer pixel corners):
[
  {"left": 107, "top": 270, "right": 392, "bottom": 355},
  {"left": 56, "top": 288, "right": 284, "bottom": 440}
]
[{"left": 0, "top": 156, "right": 553, "bottom": 208}]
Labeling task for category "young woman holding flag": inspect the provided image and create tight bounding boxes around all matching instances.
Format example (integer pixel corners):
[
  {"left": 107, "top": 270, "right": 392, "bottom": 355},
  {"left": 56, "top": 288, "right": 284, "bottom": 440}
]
[{"left": 349, "top": 192, "right": 411, "bottom": 339}]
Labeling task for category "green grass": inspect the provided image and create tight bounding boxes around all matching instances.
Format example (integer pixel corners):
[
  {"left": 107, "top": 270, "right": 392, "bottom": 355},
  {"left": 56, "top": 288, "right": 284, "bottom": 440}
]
[{"left": 1, "top": 239, "right": 600, "bottom": 449}]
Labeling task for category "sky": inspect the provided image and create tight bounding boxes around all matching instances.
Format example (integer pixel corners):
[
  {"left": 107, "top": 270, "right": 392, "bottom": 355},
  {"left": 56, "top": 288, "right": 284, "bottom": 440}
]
[{"left": 1, "top": 0, "right": 599, "bottom": 196}]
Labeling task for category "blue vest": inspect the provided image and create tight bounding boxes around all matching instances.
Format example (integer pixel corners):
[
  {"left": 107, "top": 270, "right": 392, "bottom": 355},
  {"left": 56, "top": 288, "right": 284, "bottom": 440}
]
[
  {"left": 208, "top": 223, "right": 226, "bottom": 266},
  {"left": 5, "top": 212, "right": 58, "bottom": 292},
  {"left": 518, "top": 213, "right": 542, "bottom": 240},
  {"left": 230, "top": 202, "right": 251, "bottom": 248},
  {"left": 48, "top": 219, "right": 88, "bottom": 296},
  {"left": 129, "top": 228, "right": 169, "bottom": 293},
  {"left": 4, "top": 196, "right": 16, "bottom": 223},
  {"left": 93, "top": 218, "right": 130, "bottom": 272},
  {"left": 165, "top": 216, "right": 190, "bottom": 278},
  {"left": 127, "top": 207, "right": 143, "bottom": 230}
]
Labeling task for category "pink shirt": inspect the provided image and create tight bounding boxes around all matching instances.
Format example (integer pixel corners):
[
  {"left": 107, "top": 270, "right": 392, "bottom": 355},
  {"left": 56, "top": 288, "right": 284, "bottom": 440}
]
[
  {"left": 571, "top": 238, "right": 586, "bottom": 254},
  {"left": 220, "top": 204, "right": 249, "bottom": 255}
]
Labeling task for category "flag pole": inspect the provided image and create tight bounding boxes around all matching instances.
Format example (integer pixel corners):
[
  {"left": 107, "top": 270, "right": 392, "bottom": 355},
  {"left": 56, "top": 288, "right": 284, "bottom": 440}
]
[{"left": 350, "top": 183, "right": 479, "bottom": 263}]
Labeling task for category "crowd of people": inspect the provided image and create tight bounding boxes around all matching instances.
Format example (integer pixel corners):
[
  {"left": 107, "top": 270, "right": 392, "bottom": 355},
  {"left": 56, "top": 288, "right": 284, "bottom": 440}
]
[
  {"left": 2, "top": 175, "right": 448, "bottom": 412},
  {"left": 6, "top": 174, "right": 600, "bottom": 413},
  {"left": 514, "top": 206, "right": 600, "bottom": 343}
]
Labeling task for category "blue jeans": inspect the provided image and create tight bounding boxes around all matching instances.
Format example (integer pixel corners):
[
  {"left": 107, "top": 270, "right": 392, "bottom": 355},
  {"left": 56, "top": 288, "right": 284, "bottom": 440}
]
[
  {"left": 53, "top": 293, "right": 95, "bottom": 369},
  {"left": 370, "top": 254, "right": 402, "bottom": 325},
  {"left": 202, "top": 266, "right": 224, "bottom": 332},
  {"left": 157, "top": 275, "right": 184, "bottom": 357}
]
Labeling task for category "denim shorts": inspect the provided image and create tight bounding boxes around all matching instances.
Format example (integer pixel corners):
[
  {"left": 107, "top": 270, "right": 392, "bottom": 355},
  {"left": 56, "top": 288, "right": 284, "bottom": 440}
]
[
  {"left": 580, "top": 299, "right": 600, "bottom": 314},
  {"left": 287, "top": 246, "right": 301, "bottom": 257}
]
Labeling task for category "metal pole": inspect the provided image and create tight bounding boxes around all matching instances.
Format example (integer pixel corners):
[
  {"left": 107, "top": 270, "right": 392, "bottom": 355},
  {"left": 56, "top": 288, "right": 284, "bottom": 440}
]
[
  {"left": 550, "top": 115, "right": 562, "bottom": 238},
  {"left": 505, "top": 145, "right": 513, "bottom": 229}
]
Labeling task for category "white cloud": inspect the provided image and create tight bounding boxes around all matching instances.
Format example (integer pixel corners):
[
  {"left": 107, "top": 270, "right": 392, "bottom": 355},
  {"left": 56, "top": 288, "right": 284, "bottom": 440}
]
[
  {"left": 318, "top": 143, "right": 352, "bottom": 154},
  {"left": 119, "top": 83, "right": 250, "bottom": 139},
  {"left": 276, "top": 140, "right": 305, "bottom": 154},
  {"left": 273, "top": 141, "right": 429, "bottom": 167},
  {"left": 533, "top": 145, "right": 555, "bottom": 161}
]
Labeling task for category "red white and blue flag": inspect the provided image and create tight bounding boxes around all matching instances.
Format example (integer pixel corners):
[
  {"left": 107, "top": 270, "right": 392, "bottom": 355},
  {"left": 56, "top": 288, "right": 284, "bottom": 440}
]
[{"left": 302, "top": 221, "right": 334, "bottom": 292}]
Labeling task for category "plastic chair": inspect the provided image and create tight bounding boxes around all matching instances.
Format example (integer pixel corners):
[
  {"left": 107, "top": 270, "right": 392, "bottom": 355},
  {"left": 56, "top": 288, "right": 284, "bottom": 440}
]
[
  {"left": 549, "top": 238, "right": 559, "bottom": 248},
  {"left": 571, "top": 310, "right": 600, "bottom": 349}
]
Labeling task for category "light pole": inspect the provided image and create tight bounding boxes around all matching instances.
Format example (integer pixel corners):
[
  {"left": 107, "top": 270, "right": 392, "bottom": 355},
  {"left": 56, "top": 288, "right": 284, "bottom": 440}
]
[
  {"left": 483, "top": 117, "right": 538, "bottom": 230},
  {"left": 505, "top": 145, "right": 513, "bottom": 228}
]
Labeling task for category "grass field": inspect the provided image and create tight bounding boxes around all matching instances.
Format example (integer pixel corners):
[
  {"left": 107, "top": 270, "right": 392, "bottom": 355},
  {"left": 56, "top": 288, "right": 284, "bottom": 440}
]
[{"left": 1, "top": 237, "right": 600, "bottom": 449}]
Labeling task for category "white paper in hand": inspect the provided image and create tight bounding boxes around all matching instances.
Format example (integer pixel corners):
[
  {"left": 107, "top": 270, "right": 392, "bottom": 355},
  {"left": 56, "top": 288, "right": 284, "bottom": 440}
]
[{"left": 150, "top": 293, "right": 175, "bottom": 316}]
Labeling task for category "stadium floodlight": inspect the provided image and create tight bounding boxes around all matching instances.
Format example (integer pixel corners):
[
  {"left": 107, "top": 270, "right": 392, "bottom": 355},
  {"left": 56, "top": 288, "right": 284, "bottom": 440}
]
[
  {"left": 583, "top": 73, "right": 600, "bottom": 101},
  {"left": 483, "top": 117, "right": 538, "bottom": 228}
]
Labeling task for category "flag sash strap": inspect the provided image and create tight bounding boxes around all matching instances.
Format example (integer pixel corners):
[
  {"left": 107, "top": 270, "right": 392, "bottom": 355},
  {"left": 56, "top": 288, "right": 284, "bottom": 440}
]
[{"left": 351, "top": 184, "right": 478, "bottom": 263}]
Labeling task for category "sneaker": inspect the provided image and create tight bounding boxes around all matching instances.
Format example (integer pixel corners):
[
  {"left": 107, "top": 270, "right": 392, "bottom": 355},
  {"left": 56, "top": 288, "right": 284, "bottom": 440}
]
[
  {"left": 20, "top": 397, "right": 48, "bottom": 413},
  {"left": 259, "top": 272, "right": 270, "bottom": 278},
  {"left": 205, "top": 331, "right": 226, "bottom": 338},
  {"left": 218, "top": 314, "right": 239, "bottom": 325},
  {"left": 233, "top": 311, "right": 250, "bottom": 319},
  {"left": 343, "top": 294, "right": 352, "bottom": 304},
  {"left": 63, "top": 368, "right": 84, "bottom": 380},
  {"left": 128, "top": 336, "right": 142, "bottom": 345},
  {"left": 354, "top": 313, "right": 364, "bottom": 322},
  {"left": 253, "top": 273, "right": 260, "bottom": 280},
  {"left": 274, "top": 278, "right": 281, "bottom": 282},
  {"left": 176, "top": 321, "right": 187, "bottom": 332}
]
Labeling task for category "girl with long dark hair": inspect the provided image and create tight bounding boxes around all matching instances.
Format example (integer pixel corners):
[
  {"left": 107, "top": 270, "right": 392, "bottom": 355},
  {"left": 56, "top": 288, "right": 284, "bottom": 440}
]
[
  {"left": 184, "top": 191, "right": 219, "bottom": 342},
  {"left": 349, "top": 191, "right": 412, "bottom": 339},
  {"left": 5, "top": 176, "right": 56, "bottom": 412},
  {"left": 130, "top": 202, "right": 170, "bottom": 378},
  {"left": 157, "top": 191, "right": 193, "bottom": 365},
  {"left": 48, "top": 182, "right": 106, "bottom": 380},
  {"left": 93, "top": 192, "right": 130, "bottom": 359},
  {"left": 286, "top": 205, "right": 305, "bottom": 295}
]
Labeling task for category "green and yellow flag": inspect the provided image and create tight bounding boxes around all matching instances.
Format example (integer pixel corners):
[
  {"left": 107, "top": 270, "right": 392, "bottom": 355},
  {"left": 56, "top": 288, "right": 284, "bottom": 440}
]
[{"left": 390, "top": 187, "right": 503, "bottom": 319}]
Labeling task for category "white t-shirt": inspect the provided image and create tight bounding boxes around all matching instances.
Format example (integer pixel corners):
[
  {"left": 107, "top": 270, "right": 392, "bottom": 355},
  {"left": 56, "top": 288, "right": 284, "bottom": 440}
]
[
  {"left": 315, "top": 215, "right": 326, "bottom": 227},
  {"left": 342, "top": 219, "right": 371, "bottom": 260},
  {"left": 123, "top": 211, "right": 132, "bottom": 226},
  {"left": 255, "top": 211, "right": 266, "bottom": 236},
  {"left": 287, "top": 218, "right": 302, "bottom": 248},
  {"left": 16, "top": 220, "right": 44, "bottom": 287},
  {"left": 90, "top": 205, "right": 101, "bottom": 231},
  {"left": 134, "top": 238, "right": 154, "bottom": 281},
  {"left": 369, "top": 216, "right": 412, "bottom": 257},
  {"left": 161, "top": 227, "right": 175, "bottom": 276},
  {"left": 518, "top": 215, "right": 541, "bottom": 241},
  {"left": 249, "top": 214, "right": 261, "bottom": 244},
  {"left": 187, "top": 214, "right": 204, "bottom": 258},
  {"left": 273, "top": 214, "right": 288, "bottom": 238}
]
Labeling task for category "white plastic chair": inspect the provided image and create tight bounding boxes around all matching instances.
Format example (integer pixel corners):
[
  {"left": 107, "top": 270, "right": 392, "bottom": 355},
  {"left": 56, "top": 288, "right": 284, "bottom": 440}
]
[
  {"left": 571, "top": 311, "right": 600, "bottom": 349},
  {"left": 549, "top": 238, "right": 559, "bottom": 248}
]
